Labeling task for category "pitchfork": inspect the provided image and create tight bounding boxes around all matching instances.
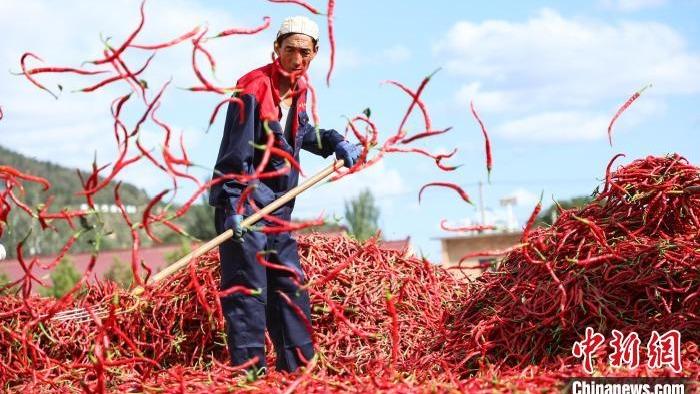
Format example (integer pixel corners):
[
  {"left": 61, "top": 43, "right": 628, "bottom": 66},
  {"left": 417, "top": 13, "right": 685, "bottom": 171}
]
[{"left": 51, "top": 160, "right": 346, "bottom": 323}]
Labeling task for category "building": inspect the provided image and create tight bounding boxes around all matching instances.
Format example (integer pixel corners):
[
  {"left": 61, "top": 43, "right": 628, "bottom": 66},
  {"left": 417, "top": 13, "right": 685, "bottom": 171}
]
[
  {"left": 379, "top": 237, "right": 413, "bottom": 257},
  {"left": 438, "top": 231, "right": 522, "bottom": 281},
  {"left": 0, "top": 244, "right": 181, "bottom": 294}
]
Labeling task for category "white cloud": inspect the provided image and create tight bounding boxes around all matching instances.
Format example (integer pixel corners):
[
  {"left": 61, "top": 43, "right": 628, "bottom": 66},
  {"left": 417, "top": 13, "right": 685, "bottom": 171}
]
[
  {"left": 293, "top": 160, "right": 406, "bottom": 217},
  {"left": 435, "top": 8, "right": 700, "bottom": 142},
  {"left": 382, "top": 45, "right": 411, "bottom": 62},
  {"left": 599, "top": 0, "right": 668, "bottom": 11},
  {"left": 310, "top": 44, "right": 411, "bottom": 79},
  {"left": 497, "top": 110, "right": 610, "bottom": 142},
  {"left": 0, "top": 0, "right": 272, "bottom": 194},
  {"left": 506, "top": 188, "right": 541, "bottom": 207}
]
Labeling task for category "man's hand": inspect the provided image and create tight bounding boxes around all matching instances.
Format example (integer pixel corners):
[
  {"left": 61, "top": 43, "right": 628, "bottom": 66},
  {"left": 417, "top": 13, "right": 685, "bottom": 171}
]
[
  {"left": 224, "top": 213, "right": 247, "bottom": 241},
  {"left": 334, "top": 141, "right": 361, "bottom": 168}
]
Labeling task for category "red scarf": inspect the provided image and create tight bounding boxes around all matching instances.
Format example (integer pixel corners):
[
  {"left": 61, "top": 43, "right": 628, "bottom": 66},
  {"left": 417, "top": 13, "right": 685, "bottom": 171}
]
[{"left": 236, "top": 60, "right": 308, "bottom": 140}]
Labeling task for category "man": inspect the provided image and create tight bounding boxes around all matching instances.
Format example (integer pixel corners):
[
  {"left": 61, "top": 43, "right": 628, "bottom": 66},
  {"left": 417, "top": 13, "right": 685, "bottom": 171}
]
[{"left": 209, "top": 16, "right": 360, "bottom": 376}]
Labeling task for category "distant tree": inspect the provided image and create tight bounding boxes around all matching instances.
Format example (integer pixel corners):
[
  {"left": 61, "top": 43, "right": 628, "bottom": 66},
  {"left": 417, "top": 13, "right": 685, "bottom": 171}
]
[
  {"left": 103, "top": 257, "right": 134, "bottom": 288},
  {"left": 0, "top": 271, "right": 16, "bottom": 295},
  {"left": 344, "top": 189, "right": 380, "bottom": 242},
  {"left": 184, "top": 200, "right": 216, "bottom": 241},
  {"left": 39, "top": 257, "right": 82, "bottom": 298},
  {"left": 165, "top": 240, "right": 192, "bottom": 266},
  {"left": 536, "top": 195, "right": 594, "bottom": 226}
]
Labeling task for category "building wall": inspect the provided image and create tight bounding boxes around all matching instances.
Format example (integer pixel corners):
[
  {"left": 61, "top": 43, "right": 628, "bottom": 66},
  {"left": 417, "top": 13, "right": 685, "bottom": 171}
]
[{"left": 440, "top": 232, "right": 522, "bottom": 280}]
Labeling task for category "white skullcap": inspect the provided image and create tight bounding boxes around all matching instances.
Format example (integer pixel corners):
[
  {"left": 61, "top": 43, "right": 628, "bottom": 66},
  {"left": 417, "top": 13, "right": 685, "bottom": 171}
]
[{"left": 277, "top": 16, "right": 320, "bottom": 42}]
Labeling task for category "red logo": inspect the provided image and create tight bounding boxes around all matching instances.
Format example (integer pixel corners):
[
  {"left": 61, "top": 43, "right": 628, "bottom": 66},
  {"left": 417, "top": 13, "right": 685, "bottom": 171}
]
[
  {"left": 573, "top": 328, "right": 683, "bottom": 374},
  {"left": 647, "top": 330, "right": 682, "bottom": 373},
  {"left": 608, "top": 329, "right": 641, "bottom": 369},
  {"left": 572, "top": 327, "right": 606, "bottom": 374}
]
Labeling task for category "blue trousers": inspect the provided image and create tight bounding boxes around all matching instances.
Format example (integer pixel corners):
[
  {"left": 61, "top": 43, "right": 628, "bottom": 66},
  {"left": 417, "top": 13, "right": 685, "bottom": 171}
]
[{"left": 215, "top": 206, "right": 314, "bottom": 372}]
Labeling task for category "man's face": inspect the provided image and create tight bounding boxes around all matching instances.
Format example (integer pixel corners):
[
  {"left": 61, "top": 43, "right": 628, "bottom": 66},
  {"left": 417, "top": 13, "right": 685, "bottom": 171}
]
[{"left": 274, "top": 34, "right": 318, "bottom": 75}]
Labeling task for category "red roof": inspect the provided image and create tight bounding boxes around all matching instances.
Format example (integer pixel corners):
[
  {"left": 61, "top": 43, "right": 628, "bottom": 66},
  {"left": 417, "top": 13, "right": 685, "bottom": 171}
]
[
  {"left": 0, "top": 244, "right": 181, "bottom": 293},
  {"left": 380, "top": 237, "right": 411, "bottom": 254}
]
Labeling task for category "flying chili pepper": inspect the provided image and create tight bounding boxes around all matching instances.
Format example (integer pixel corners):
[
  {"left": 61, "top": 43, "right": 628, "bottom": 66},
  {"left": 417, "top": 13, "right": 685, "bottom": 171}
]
[
  {"left": 418, "top": 182, "right": 473, "bottom": 205},
  {"left": 86, "top": 0, "right": 146, "bottom": 66},
  {"left": 268, "top": 0, "right": 322, "bottom": 14},
  {"left": 131, "top": 25, "right": 201, "bottom": 50},
  {"left": 212, "top": 16, "right": 271, "bottom": 38},
  {"left": 470, "top": 101, "right": 493, "bottom": 182},
  {"left": 607, "top": 84, "right": 652, "bottom": 146},
  {"left": 325, "top": 0, "right": 336, "bottom": 86},
  {"left": 440, "top": 220, "right": 496, "bottom": 233}
]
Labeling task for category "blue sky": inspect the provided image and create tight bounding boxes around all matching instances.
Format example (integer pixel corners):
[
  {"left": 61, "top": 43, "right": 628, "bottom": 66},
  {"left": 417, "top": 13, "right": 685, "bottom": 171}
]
[{"left": 1, "top": 0, "right": 699, "bottom": 260}]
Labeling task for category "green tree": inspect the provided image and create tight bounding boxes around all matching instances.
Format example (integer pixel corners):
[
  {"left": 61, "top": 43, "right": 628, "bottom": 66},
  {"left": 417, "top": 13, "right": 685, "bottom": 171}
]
[
  {"left": 184, "top": 201, "right": 216, "bottom": 241},
  {"left": 103, "top": 257, "right": 134, "bottom": 288},
  {"left": 39, "top": 257, "right": 82, "bottom": 298},
  {"left": 536, "top": 195, "right": 594, "bottom": 226},
  {"left": 165, "top": 240, "right": 192, "bottom": 266},
  {"left": 0, "top": 271, "right": 16, "bottom": 295},
  {"left": 344, "top": 189, "right": 380, "bottom": 242}
]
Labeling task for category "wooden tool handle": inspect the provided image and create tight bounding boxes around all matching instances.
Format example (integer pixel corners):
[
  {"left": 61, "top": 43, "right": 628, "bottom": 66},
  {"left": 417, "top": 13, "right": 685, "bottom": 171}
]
[{"left": 131, "top": 160, "right": 345, "bottom": 296}]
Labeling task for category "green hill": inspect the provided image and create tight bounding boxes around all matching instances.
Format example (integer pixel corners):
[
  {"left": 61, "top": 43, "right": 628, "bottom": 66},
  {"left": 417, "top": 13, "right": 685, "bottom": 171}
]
[{"left": 0, "top": 145, "right": 215, "bottom": 259}]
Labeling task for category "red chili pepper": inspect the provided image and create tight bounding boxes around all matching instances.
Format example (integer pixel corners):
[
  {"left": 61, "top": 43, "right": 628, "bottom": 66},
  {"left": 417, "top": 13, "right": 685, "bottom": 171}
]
[
  {"left": 306, "top": 77, "right": 321, "bottom": 127},
  {"left": 267, "top": 146, "right": 305, "bottom": 176},
  {"left": 207, "top": 96, "right": 245, "bottom": 132},
  {"left": 79, "top": 153, "right": 142, "bottom": 196},
  {"left": 131, "top": 25, "right": 201, "bottom": 49},
  {"left": 19, "top": 52, "right": 59, "bottom": 98},
  {"left": 212, "top": 16, "right": 271, "bottom": 38},
  {"left": 114, "top": 181, "right": 147, "bottom": 288},
  {"left": 385, "top": 291, "right": 400, "bottom": 374},
  {"left": 0, "top": 166, "right": 51, "bottom": 190},
  {"left": 17, "top": 65, "right": 108, "bottom": 76},
  {"left": 172, "top": 174, "right": 244, "bottom": 218},
  {"left": 188, "top": 259, "right": 213, "bottom": 316},
  {"left": 87, "top": 0, "right": 146, "bottom": 66},
  {"left": 105, "top": 49, "right": 148, "bottom": 101},
  {"left": 389, "top": 68, "right": 439, "bottom": 140},
  {"left": 111, "top": 92, "right": 133, "bottom": 144},
  {"left": 136, "top": 137, "right": 168, "bottom": 174},
  {"left": 325, "top": 0, "right": 336, "bottom": 87},
  {"left": 76, "top": 54, "right": 154, "bottom": 93},
  {"left": 267, "top": 0, "right": 322, "bottom": 14},
  {"left": 385, "top": 80, "right": 432, "bottom": 133},
  {"left": 470, "top": 101, "right": 493, "bottom": 182},
  {"left": 235, "top": 185, "right": 256, "bottom": 215},
  {"left": 418, "top": 182, "right": 473, "bottom": 205},
  {"left": 602, "top": 153, "right": 626, "bottom": 195},
  {"left": 189, "top": 29, "right": 230, "bottom": 95},
  {"left": 607, "top": 84, "right": 651, "bottom": 146},
  {"left": 7, "top": 189, "right": 35, "bottom": 217},
  {"left": 218, "top": 285, "right": 261, "bottom": 298},
  {"left": 521, "top": 192, "right": 543, "bottom": 241},
  {"left": 440, "top": 220, "right": 496, "bottom": 233},
  {"left": 256, "top": 251, "right": 303, "bottom": 283},
  {"left": 132, "top": 79, "right": 171, "bottom": 136},
  {"left": 277, "top": 290, "right": 315, "bottom": 343},
  {"left": 306, "top": 286, "right": 371, "bottom": 338},
  {"left": 142, "top": 189, "right": 170, "bottom": 242},
  {"left": 400, "top": 127, "right": 451, "bottom": 144}
]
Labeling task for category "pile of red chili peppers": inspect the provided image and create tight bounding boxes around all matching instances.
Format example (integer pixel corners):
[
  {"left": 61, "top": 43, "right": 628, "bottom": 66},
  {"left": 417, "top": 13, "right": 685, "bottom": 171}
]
[
  {"left": 423, "top": 154, "right": 699, "bottom": 381},
  {"left": 2, "top": 164, "right": 698, "bottom": 391}
]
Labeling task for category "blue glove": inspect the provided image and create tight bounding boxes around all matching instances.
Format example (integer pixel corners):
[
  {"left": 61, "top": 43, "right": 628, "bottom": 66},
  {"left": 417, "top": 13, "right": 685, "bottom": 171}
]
[
  {"left": 224, "top": 212, "right": 247, "bottom": 241},
  {"left": 334, "top": 141, "right": 361, "bottom": 168}
]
